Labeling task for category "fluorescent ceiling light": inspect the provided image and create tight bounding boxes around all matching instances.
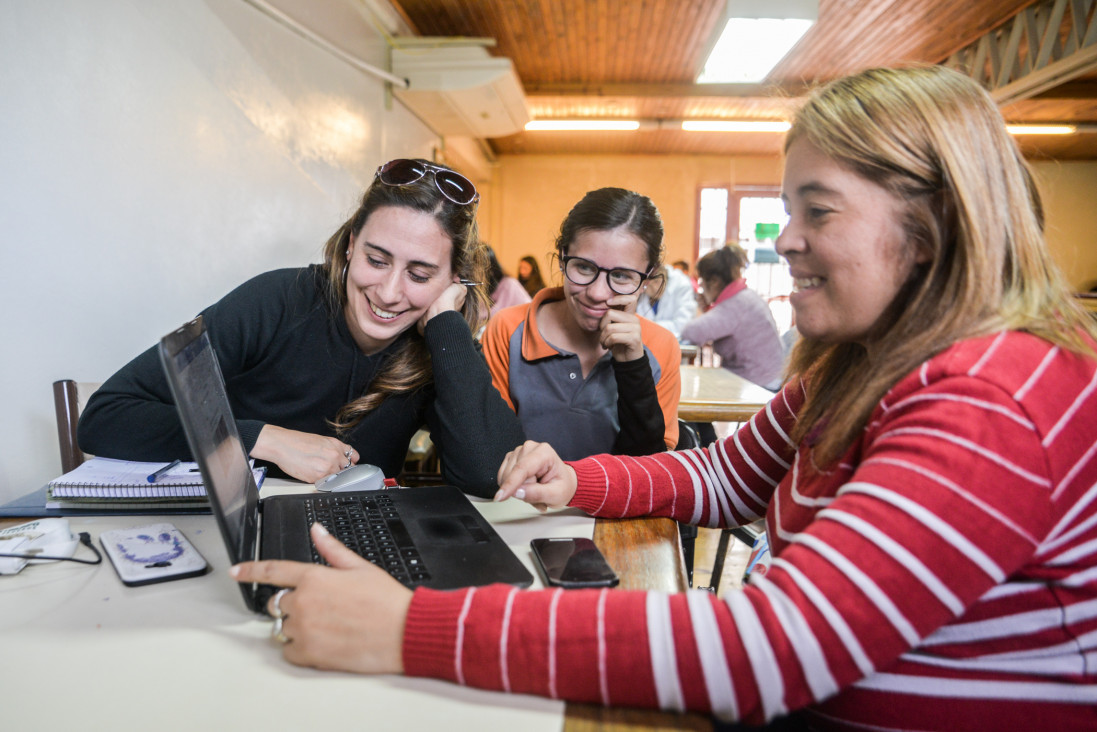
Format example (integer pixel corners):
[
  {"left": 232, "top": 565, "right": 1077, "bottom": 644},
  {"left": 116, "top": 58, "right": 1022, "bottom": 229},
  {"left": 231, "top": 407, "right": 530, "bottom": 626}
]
[
  {"left": 1006, "top": 124, "right": 1076, "bottom": 135},
  {"left": 683, "top": 120, "right": 791, "bottom": 132},
  {"left": 698, "top": 1, "right": 817, "bottom": 84},
  {"left": 525, "top": 120, "right": 640, "bottom": 131}
]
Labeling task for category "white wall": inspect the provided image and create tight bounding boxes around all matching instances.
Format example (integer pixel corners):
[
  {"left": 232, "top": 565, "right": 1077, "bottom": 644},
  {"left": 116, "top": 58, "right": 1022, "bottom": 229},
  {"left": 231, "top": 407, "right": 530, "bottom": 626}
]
[
  {"left": 1030, "top": 160, "right": 1097, "bottom": 292},
  {"left": 0, "top": 0, "right": 443, "bottom": 502}
]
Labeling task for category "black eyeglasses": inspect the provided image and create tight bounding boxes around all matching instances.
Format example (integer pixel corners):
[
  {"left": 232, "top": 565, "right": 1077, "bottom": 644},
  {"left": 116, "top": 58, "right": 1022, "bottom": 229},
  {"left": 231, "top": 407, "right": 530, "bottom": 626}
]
[
  {"left": 375, "top": 159, "right": 480, "bottom": 206},
  {"left": 561, "top": 256, "right": 651, "bottom": 295}
]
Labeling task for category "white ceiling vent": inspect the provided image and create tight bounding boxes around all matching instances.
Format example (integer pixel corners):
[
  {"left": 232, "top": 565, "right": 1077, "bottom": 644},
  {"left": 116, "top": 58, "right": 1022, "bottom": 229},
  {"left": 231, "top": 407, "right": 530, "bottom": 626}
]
[{"left": 392, "top": 43, "right": 530, "bottom": 139}]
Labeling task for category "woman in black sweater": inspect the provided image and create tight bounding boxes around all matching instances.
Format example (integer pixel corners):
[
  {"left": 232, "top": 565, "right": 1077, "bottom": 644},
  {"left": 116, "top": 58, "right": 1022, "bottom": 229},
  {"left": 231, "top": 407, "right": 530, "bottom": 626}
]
[{"left": 78, "top": 159, "right": 523, "bottom": 498}]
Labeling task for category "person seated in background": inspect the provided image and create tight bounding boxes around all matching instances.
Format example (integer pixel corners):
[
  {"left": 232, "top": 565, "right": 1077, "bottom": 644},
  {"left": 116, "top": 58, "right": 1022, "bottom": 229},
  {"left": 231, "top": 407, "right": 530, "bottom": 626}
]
[
  {"left": 484, "top": 245, "right": 531, "bottom": 317},
  {"left": 481, "top": 187, "right": 681, "bottom": 460},
  {"left": 516, "top": 254, "right": 546, "bottom": 297},
  {"left": 77, "top": 159, "right": 523, "bottom": 498},
  {"left": 231, "top": 66, "right": 1097, "bottom": 729},
  {"left": 672, "top": 258, "right": 699, "bottom": 291},
  {"left": 635, "top": 262, "right": 698, "bottom": 338},
  {"left": 681, "top": 243, "right": 785, "bottom": 390}
]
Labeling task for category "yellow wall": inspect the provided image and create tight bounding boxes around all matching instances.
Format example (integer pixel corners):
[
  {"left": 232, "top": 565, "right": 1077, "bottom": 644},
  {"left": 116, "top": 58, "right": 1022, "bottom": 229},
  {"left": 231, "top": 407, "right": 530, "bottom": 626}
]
[
  {"left": 1031, "top": 161, "right": 1097, "bottom": 292},
  {"left": 484, "top": 154, "right": 1097, "bottom": 294},
  {"left": 486, "top": 154, "right": 782, "bottom": 281}
]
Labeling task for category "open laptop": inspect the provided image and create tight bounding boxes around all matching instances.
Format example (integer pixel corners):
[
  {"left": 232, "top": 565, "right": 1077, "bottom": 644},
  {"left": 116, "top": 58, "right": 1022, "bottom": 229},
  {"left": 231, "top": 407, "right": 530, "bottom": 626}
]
[{"left": 158, "top": 315, "right": 532, "bottom": 614}]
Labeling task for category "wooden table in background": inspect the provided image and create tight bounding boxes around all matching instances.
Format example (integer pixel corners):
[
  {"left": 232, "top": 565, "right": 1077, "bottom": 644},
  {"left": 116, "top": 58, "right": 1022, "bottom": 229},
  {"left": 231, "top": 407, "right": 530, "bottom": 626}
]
[{"left": 678, "top": 365, "right": 774, "bottom": 424}]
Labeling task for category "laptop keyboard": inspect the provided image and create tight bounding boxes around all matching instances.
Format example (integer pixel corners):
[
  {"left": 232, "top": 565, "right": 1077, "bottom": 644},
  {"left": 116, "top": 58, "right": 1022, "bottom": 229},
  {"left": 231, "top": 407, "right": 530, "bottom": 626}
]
[{"left": 303, "top": 493, "right": 432, "bottom": 587}]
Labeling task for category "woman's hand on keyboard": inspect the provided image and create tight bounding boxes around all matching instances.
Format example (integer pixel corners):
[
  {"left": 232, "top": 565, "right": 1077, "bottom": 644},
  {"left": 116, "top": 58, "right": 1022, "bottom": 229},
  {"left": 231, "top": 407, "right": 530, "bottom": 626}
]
[
  {"left": 494, "top": 440, "right": 577, "bottom": 511},
  {"left": 230, "top": 523, "right": 411, "bottom": 674},
  {"left": 251, "top": 425, "right": 357, "bottom": 483}
]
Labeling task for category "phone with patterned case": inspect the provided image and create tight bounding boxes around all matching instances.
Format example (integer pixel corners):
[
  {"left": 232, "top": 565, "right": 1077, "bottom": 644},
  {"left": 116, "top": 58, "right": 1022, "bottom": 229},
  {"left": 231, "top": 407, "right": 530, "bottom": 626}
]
[{"left": 100, "top": 523, "right": 209, "bottom": 587}]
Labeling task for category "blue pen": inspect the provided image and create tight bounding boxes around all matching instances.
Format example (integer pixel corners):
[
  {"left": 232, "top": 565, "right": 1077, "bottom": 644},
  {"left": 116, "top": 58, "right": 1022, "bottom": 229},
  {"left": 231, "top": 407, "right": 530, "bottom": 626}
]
[{"left": 147, "top": 459, "right": 182, "bottom": 483}]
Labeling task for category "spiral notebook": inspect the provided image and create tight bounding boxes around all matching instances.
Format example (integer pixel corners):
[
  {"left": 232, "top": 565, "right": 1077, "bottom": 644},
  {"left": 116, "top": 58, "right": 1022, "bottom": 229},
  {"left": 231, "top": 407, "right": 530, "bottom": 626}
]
[
  {"left": 49, "top": 457, "right": 205, "bottom": 498},
  {"left": 46, "top": 456, "right": 264, "bottom": 509}
]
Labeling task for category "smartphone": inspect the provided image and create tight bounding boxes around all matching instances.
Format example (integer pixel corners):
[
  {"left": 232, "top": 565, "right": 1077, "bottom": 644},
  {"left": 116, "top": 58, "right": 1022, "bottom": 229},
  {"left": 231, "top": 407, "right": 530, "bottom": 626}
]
[
  {"left": 530, "top": 537, "right": 619, "bottom": 588},
  {"left": 100, "top": 523, "right": 209, "bottom": 587}
]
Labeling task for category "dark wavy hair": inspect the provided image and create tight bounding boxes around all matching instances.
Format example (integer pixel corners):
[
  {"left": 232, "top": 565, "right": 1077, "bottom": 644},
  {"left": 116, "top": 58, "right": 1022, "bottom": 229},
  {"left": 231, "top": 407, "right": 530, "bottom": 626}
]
[{"left": 485, "top": 245, "right": 505, "bottom": 295}]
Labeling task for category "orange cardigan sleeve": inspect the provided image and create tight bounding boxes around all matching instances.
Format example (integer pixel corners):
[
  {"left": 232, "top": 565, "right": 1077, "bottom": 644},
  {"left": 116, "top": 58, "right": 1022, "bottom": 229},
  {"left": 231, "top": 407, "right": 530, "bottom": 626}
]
[{"left": 480, "top": 305, "right": 523, "bottom": 412}]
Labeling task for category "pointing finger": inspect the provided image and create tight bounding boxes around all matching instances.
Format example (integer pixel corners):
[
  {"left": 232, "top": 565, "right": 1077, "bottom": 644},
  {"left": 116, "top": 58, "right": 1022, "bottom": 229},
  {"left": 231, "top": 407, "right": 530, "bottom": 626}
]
[
  {"left": 230, "top": 558, "right": 313, "bottom": 588},
  {"left": 310, "top": 523, "right": 370, "bottom": 569}
]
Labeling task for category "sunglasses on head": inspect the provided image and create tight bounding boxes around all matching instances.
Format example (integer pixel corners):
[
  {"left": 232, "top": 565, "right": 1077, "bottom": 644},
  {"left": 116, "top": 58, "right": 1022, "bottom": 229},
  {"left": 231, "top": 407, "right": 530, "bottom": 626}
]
[{"left": 375, "top": 159, "right": 480, "bottom": 206}]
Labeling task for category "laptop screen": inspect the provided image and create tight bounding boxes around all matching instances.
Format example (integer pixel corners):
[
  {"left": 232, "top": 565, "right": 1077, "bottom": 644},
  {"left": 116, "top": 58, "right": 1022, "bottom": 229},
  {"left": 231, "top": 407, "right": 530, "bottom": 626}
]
[
  {"left": 159, "top": 316, "right": 260, "bottom": 565},
  {"left": 158, "top": 316, "right": 534, "bottom": 606}
]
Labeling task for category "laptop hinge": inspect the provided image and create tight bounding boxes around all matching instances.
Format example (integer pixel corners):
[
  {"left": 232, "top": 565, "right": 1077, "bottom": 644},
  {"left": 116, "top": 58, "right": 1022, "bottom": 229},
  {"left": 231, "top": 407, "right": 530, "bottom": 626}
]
[
  {"left": 249, "top": 510, "right": 263, "bottom": 598},
  {"left": 253, "top": 511, "right": 263, "bottom": 563}
]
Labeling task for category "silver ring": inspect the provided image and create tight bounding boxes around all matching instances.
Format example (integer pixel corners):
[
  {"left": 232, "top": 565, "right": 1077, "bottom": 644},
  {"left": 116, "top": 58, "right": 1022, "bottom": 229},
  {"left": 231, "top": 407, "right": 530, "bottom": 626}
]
[
  {"left": 270, "top": 588, "right": 290, "bottom": 619},
  {"left": 271, "top": 616, "right": 289, "bottom": 644},
  {"left": 344, "top": 449, "right": 352, "bottom": 458},
  {"left": 343, "top": 461, "right": 351, "bottom": 469}
]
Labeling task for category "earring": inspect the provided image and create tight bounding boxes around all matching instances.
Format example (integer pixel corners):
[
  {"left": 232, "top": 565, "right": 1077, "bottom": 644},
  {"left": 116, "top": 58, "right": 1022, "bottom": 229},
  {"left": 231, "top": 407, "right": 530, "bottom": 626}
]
[{"left": 341, "top": 249, "right": 350, "bottom": 285}]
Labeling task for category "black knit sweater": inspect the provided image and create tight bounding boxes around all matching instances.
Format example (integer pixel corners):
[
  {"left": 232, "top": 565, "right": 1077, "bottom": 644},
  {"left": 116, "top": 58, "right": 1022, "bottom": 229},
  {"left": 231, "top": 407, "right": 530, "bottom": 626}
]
[{"left": 77, "top": 266, "right": 525, "bottom": 498}]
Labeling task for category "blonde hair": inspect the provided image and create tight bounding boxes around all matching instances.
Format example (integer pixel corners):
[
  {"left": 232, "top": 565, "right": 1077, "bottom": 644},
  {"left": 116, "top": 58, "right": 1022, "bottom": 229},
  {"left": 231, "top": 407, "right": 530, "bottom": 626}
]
[
  {"left": 785, "top": 66, "right": 1097, "bottom": 465},
  {"left": 321, "top": 160, "right": 488, "bottom": 433}
]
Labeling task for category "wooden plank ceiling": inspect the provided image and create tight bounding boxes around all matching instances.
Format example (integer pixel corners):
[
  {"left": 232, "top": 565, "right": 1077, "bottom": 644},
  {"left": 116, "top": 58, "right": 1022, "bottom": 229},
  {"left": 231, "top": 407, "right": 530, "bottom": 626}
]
[{"left": 388, "top": 0, "right": 1097, "bottom": 159}]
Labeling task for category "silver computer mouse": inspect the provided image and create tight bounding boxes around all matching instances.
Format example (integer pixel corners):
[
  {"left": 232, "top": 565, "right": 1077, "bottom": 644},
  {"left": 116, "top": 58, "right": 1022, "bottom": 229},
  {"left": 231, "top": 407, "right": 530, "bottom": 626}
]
[{"left": 316, "top": 463, "right": 385, "bottom": 492}]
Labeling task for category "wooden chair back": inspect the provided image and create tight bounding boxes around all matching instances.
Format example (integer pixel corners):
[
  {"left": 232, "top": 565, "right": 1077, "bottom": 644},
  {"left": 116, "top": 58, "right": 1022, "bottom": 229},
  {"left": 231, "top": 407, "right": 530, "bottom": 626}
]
[{"left": 53, "top": 380, "right": 100, "bottom": 473}]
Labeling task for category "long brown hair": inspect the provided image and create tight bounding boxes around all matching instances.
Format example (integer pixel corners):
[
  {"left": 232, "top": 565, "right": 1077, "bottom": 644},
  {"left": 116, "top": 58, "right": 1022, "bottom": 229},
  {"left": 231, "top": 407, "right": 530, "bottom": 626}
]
[
  {"left": 785, "top": 66, "right": 1097, "bottom": 466},
  {"left": 321, "top": 159, "right": 488, "bottom": 433}
]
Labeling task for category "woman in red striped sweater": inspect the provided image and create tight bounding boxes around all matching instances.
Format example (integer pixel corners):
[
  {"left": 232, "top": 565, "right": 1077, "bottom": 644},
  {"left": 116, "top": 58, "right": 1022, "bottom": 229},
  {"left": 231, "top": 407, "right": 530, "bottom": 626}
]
[{"left": 232, "top": 66, "right": 1097, "bottom": 730}]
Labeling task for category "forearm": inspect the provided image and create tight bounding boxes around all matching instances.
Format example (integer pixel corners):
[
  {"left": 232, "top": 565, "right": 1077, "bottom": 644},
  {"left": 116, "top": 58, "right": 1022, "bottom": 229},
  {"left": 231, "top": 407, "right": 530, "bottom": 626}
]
[
  {"left": 610, "top": 355, "right": 665, "bottom": 456},
  {"left": 402, "top": 577, "right": 826, "bottom": 722},
  {"left": 77, "top": 346, "right": 194, "bottom": 460},
  {"left": 424, "top": 311, "right": 525, "bottom": 497},
  {"left": 573, "top": 384, "right": 800, "bottom": 523},
  {"left": 404, "top": 584, "right": 664, "bottom": 709},
  {"left": 679, "top": 309, "right": 728, "bottom": 347}
]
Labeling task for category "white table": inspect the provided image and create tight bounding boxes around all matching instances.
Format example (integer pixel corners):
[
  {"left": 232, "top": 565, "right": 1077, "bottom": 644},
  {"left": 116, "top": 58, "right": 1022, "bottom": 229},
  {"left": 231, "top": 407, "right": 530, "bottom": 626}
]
[{"left": 0, "top": 483, "right": 595, "bottom": 731}]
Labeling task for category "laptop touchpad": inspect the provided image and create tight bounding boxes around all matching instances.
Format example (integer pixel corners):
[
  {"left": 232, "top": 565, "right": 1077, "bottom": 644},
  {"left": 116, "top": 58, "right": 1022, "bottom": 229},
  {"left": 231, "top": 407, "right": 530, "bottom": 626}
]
[{"left": 417, "top": 515, "right": 489, "bottom": 544}]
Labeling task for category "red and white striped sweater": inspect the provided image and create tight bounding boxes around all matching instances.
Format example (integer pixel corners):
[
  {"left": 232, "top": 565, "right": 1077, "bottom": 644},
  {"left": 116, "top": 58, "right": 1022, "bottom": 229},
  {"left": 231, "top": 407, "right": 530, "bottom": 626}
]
[{"left": 403, "top": 331, "right": 1097, "bottom": 730}]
